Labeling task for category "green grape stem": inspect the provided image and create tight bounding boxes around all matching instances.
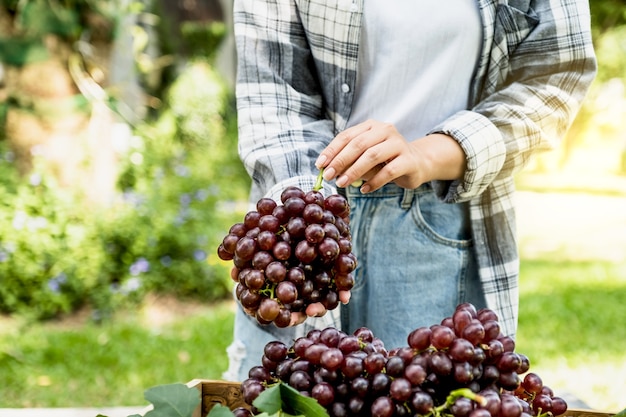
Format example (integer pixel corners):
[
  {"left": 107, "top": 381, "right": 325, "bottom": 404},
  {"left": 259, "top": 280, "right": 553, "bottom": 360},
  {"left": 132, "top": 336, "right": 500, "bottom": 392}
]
[
  {"left": 313, "top": 169, "right": 324, "bottom": 191},
  {"left": 427, "top": 388, "right": 487, "bottom": 417}
]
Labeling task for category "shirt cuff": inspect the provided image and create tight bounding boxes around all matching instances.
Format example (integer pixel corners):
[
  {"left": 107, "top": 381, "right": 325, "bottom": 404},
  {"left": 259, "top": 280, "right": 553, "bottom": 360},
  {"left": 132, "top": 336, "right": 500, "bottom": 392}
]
[{"left": 429, "top": 110, "right": 506, "bottom": 203}]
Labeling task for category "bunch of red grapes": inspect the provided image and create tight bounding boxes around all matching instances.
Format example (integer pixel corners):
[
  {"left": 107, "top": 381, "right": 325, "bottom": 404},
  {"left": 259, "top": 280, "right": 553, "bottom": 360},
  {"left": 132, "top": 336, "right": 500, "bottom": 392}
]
[
  {"left": 238, "top": 303, "right": 568, "bottom": 417},
  {"left": 217, "top": 186, "right": 357, "bottom": 327}
]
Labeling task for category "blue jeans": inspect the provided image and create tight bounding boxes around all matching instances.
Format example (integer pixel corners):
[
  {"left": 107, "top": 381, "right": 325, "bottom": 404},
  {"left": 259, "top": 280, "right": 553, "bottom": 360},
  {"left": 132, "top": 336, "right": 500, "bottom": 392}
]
[
  {"left": 341, "top": 182, "right": 485, "bottom": 349},
  {"left": 223, "top": 182, "right": 485, "bottom": 382}
]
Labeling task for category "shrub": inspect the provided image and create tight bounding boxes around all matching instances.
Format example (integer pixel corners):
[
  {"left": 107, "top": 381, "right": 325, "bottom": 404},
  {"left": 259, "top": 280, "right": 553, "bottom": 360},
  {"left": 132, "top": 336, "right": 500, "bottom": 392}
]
[{"left": 0, "top": 60, "right": 249, "bottom": 321}]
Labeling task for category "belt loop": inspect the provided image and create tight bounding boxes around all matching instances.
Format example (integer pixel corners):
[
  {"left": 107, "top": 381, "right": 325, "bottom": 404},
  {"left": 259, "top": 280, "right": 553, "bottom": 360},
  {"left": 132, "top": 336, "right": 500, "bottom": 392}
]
[{"left": 401, "top": 188, "right": 414, "bottom": 209}]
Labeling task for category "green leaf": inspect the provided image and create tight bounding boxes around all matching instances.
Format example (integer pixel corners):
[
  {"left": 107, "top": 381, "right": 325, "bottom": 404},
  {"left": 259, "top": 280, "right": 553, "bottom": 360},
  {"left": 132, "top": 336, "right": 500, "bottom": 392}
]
[
  {"left": 614, "top": 408, "right": 626, "bottom": 417},
  {"left": 252, "top": 382, "right": 329, "bottom": 417},
  {"left": 143, "top": 383, "right": 201, "bottom": 417},
  {"left": 207, "top": 403, "right": 236, "bottom": 417}
]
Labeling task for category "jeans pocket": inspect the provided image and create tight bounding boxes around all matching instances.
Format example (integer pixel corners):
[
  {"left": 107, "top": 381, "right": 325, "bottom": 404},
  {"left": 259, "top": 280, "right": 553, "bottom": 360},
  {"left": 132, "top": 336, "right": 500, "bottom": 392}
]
[{"left": 411, "top": 191, "right": 472, "bottom": 248}]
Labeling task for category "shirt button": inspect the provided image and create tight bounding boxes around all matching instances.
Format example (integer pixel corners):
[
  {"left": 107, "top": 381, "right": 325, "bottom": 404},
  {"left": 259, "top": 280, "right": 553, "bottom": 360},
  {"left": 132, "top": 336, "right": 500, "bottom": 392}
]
[
  {"left": 341, "top": 83, "right": 350, "bottom": 93},
  {"left": 350, "top": 3, "right": 358, "bottom": 12}
]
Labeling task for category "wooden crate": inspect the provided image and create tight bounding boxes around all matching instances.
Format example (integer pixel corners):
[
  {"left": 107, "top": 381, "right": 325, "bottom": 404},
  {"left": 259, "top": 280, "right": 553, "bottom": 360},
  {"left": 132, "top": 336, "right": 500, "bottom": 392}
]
[
  {"left": 188, "top": 379, "right": 248, "bottom": 417},
  {"left": 188, "top": 380, "right": 616, "bottom": 417}
]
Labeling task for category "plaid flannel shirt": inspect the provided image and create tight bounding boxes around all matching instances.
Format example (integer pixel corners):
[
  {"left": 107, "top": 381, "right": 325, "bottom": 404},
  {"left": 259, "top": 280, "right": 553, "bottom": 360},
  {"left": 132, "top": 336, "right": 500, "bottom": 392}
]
[{"left": 233, "top": 0, "right": 597, "bottom": 337}]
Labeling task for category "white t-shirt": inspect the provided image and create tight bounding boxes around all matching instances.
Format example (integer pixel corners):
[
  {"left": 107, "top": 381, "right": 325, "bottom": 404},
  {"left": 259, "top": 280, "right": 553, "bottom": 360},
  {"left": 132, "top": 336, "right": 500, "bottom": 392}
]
[{"left": 347, "top": 0, "right": 483, "bottom": 140}]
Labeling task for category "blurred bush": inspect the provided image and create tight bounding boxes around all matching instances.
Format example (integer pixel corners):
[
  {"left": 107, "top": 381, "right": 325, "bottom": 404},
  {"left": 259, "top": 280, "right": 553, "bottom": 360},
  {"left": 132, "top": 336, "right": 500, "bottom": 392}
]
[{"left": 0, "top": 58, "right": 249, "bottom": 321}]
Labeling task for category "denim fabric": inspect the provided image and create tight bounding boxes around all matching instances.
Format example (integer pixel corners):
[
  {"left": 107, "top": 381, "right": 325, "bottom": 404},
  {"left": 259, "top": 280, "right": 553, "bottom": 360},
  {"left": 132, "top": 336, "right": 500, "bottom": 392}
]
[{"left": 341, "top": 182, "right": 486, "bottom": 350}]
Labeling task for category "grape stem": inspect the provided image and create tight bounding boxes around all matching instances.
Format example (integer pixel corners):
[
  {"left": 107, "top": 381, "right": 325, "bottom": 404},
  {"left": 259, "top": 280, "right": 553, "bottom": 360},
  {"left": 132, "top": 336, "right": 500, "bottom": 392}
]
[
  {"left": 313, "top": 168, "right": 324, "bottom": 192},
  {"left": 427, "top": 388, "right": 487, "bottom": 417}
]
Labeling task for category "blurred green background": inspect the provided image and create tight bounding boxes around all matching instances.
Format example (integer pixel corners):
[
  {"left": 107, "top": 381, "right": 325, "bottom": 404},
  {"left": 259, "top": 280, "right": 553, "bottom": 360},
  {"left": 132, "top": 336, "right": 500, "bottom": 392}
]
[{"left": 0, "top": 0, "right": 624, "bottom": 413}]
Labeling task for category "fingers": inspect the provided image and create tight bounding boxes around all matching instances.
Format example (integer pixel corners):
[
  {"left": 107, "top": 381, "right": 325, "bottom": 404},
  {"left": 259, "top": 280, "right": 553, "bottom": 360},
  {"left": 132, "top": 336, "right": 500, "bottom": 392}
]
[
  {"left": 317, "top": 120, "right": 405, "bottom": 189},
  {"left": 305, "top": 302, "right": 327, "bottom": 318},
  {"left": 315, "top": 121, "right": 373, "bottom": 171},
  {"left": 290, "top": 311, "right": 307, "bottom": 326},
  {"left": 339, "top": 290, "right": 351, "bottom": 304}
]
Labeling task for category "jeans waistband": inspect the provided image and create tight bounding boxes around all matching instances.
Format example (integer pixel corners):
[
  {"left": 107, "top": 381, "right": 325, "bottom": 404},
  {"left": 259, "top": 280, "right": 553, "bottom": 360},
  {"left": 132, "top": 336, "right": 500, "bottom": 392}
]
[{"left": 341, "top": 181, "right": 432, "bottom": 199}]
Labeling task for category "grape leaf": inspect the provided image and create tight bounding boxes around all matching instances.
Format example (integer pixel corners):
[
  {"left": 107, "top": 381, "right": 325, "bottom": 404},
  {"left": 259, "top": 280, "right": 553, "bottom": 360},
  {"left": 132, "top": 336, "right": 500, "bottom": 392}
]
[
  {"left": 252, "top": 382, "right": 329, "bottom": 417},
  {"left": 615, "top": 408, "right": 626, "bottom": 417},
  {"left": 143, "top": 383, "right": 201, "bottom": 417},
  {"left": 207, "top": 404, "right": 237, "bottom": 417}
]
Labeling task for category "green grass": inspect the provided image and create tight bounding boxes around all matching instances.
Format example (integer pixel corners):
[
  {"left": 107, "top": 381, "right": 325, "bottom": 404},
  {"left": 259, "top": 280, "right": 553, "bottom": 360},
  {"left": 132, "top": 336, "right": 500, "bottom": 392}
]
[
  {"left": 0, "top": 300, "right": 235, "bottom": 408},
  {"left": 516, "top": 260, "right": 626, "bottom": 413},
  {"left": 1, "top": 260, "right": 624, "bottom": 411}
]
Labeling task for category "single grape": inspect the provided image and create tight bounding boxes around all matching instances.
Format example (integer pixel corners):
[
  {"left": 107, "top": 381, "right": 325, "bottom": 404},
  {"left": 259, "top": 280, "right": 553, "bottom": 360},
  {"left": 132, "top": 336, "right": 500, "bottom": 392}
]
[
  {"left": 311, "top": 381, "right": 335, "bottom": 406},
  {"left": 522, "top": 372, "right": 543, "bottom": 394},
  {"left": 320, "top": 347, "right": 344, "bottom": 371},
  {"left": 276, "top": 280, "right": 298, "bottom": 304},
  {"left": 252, "top": 250, "right": 274, "bottom": 270},
  {"left": 281, "top": 186, "right": 306, "bottom": 203},
  {"left": 305, "top": 223, "right": 325, "bottom": 244},
  {"left": 257, "top": 297, "right": 280, "bottom": 322},
  {"left": 462, "top": 319, "right": 486, "bottom": 346},
  {"left": 257, "top": 230, "right": 277, "bottom": 251},
  {"left": 289, "top": 369, "right": 312, "bottom": 391},
  {"left": 284, "top": 197, "right": 306, "bottom": 216},
  {"left": 303, "top": 203, "right": 325, "bottom": 223},
  {"left": 385, "top": 355, "right": 406, "bottom": 377},
  {"left": 304, "top": 190, "right": 325, "bottom": 206},
  {"left": 429, "top": 350, "right": 453, "bottom": 376},
  {"left": 350, "top": 376, "right": 370, "bottom": 398},
  {"left": 239, "top": 288, "right": 261, "bottom": 309},
  {"left": 407, "top": 326, "right": 432, "bottom": 351},
  {"left": 389, "top": 377, "right": 412, "bottom": 402},
  {"left": 244, "top": 269, "right": 265, "bottom": 291},
  {"left": 551, "top": 397, "right": 568, "bottom": 416},
  {"left": 244, "top": 211, "right": 261, "bottom": 229},
  {"left": 272, "top": 241, "right": 292, "bottom": 261},
  {"left": 265, "top": 261, "right": 287, "bottom": 283},
  {"left": 217, "top": 244, "right": 234, "bottom": 261},
  {"left": 273, "top": 308, "right": 292, "bottom": 328},
  {"left": 325, "top": 194, "right": 350, "bottom": 217},
  {"left": 370, "top": 372, "right": 392, "bottom": 395},
  {"left": 430, "top": 324, "right": 456, "bottom": 349},
  {"left": 295, "top": 240, "right": 317, "bottom": 263},
  {"left": 264, "top": 341, "right": 289, "bottom": 362},
  {"left": 235, "top": 236, "right": 257, "bottom": 261},
  {"left": 319, "top": 327, "right": 343, "bottom": 347},
  {"left": 453, "top": 308, "right": 473, "bottom": 335},
  {"left": 286, "top": 216, "right": 307, "bottom": 238},
  {"left": 404, "top": 363, "right": 427, "bottom": 385},
  {"left": 449, "top": 337, "right": 475, "bottom": 362},
  {"left": 371, "top": 396, "right": 395, "bottom": 417},
  {"left": 410, "top": 390, "right": 434, "bottom": 415},
  {"left": 450, "top": 396, "right": 474, "bottom": 417}
]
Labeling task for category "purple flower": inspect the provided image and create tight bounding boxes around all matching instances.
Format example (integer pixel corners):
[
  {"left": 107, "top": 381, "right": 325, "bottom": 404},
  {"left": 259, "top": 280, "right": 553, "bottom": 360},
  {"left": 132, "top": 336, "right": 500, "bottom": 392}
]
[
  {"left": 129, "top": 257, "right": 150, "bottom": 276},
  {"left": 47, "top": 273, "right": 67, "bottom": 293}
]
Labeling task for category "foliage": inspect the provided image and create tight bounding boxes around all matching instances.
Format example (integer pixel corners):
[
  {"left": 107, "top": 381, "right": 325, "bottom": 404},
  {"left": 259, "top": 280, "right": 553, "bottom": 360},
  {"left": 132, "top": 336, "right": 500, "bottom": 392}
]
[
  {"left": 589, "top": 1, "right": 626, "bottom": 36},
  {"left": 0, "top": 0, "right": 121, "bottom": 66},
  {"left": 0, "top": 58, "right": 249, "bottom": 320}
]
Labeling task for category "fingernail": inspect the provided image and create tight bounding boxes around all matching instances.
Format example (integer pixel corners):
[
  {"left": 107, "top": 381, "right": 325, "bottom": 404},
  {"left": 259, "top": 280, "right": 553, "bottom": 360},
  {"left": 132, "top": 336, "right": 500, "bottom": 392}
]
[
  {"left": 323, "top": 167, "right": 336, "bottom": 181},
  {"left": 335, "top": 175, "right": 348, "bottom": 187},
  {"left": 315, "top": 154, "right": 327, "bottom": 168},
  {"left": 360, "top": 183, "right": 370, "bottom": 193}
]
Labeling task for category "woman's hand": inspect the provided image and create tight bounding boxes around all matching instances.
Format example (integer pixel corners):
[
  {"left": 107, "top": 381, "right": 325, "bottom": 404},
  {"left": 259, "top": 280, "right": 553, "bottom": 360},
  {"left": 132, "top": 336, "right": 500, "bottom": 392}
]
[{"left": 315, "top": 120, "right": 466, "bottom": 193}]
